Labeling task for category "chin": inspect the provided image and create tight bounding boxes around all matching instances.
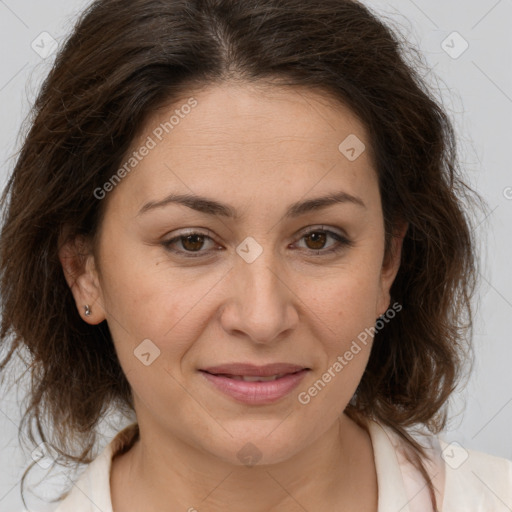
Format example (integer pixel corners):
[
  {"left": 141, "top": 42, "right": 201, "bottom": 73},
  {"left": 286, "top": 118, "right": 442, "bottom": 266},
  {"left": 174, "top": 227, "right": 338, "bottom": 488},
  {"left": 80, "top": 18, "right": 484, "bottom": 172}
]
[{"left": 199, "top": 425, "right": 310, "bottom": 468}]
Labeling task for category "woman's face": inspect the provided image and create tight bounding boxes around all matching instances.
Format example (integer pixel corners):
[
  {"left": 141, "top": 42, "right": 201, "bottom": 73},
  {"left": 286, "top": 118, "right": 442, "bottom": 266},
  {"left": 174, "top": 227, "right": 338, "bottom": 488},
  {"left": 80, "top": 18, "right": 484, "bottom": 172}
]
[{"left": 66, "top": 82, "right": 404, "bottom": 465}]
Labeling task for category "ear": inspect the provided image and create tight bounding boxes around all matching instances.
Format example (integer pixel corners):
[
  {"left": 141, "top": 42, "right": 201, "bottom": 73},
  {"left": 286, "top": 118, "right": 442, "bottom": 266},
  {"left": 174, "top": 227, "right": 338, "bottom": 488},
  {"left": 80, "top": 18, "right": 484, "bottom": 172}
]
[
  {"left": 58, "top": 233, "right": 106, "bottom": 325},
  {"left": 376, "top": 220, "right": 408, "bottom": 318}
]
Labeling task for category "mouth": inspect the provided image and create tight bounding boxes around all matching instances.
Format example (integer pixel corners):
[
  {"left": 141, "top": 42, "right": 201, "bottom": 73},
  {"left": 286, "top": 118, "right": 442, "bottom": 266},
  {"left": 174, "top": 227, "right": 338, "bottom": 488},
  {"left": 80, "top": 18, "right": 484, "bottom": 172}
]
[
  {"left": 205, "top": 373, "right": 297, "bottom": 382},
  {"left": 200, "top": 362, "right": 309, "bottom": 377},
  {"left": 198, "top": 363, "right": 310, "bottom": 404}
]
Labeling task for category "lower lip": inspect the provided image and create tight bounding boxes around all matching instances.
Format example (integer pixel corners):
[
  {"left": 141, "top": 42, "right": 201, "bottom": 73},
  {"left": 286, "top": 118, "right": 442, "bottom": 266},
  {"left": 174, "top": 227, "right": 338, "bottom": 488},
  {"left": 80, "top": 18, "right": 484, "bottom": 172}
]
[{"left": 200, "top": 370, "right": 309, "bottom": 405}]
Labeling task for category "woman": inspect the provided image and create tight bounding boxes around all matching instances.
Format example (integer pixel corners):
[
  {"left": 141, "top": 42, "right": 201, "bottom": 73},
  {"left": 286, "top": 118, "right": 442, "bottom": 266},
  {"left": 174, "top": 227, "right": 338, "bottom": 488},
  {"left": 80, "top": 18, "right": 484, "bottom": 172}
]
[{"left": 1, "top": 0, "right": 511, "bottom": 510}]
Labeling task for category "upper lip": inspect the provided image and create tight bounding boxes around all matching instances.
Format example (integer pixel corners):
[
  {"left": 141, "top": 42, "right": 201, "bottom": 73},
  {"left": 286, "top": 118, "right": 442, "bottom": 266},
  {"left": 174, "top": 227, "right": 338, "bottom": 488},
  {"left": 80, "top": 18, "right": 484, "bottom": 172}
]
[{"left": 200, "top": 363, "right": 308, "bottom": 377}]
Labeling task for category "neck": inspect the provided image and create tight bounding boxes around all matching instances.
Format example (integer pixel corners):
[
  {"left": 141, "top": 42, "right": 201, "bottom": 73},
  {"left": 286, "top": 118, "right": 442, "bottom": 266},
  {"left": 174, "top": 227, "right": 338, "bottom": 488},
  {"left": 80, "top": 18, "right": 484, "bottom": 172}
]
[{"left": 111, "top": 413, "right": 377, "bottom": 512}]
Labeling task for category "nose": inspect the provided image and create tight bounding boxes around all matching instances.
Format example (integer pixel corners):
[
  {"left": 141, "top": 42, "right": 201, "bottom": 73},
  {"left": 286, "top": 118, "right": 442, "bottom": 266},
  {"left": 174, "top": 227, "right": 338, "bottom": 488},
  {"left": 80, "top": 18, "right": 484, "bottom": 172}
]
[{"left": 218, "top": 249, "right": 299, "bottom": 345}]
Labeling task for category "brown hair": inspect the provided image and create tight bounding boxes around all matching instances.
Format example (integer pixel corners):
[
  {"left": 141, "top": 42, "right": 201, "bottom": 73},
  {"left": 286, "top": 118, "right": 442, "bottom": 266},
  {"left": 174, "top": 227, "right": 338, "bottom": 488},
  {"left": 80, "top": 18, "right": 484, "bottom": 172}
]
[{"left": 0, "top": 0, "right": 484, "bottom": 508}]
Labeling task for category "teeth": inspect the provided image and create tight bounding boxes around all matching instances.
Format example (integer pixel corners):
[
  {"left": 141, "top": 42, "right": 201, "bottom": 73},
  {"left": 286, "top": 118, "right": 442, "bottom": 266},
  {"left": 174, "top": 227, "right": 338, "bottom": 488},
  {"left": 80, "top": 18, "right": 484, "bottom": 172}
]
[{"left": 226, "top": 374, "right": 286, "bottom": 382}]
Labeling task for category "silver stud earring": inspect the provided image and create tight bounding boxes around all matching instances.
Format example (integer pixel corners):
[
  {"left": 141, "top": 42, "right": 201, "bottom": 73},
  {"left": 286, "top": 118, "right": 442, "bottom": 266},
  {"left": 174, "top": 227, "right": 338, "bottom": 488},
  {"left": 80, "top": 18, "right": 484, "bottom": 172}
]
[{"left": 84, "top": 304, "right": 92, "bottom": 317}]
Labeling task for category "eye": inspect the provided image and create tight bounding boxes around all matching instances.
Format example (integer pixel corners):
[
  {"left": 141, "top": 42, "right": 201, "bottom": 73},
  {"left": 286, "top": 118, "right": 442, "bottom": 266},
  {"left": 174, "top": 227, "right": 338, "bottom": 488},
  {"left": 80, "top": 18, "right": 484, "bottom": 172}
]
[
  {"left": 293, "top": 226, "right": 354, "bottom": 255},
  {"left": 161, "top": 230, "right": 220, "bottom": 258}
]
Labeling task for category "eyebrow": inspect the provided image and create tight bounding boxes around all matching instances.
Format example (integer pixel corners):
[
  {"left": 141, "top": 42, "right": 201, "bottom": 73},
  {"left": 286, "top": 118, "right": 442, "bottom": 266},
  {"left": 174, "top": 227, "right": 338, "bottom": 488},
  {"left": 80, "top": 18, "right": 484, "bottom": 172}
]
[{"left": 137, "top": 190, "right": 366, "bottom": 219}]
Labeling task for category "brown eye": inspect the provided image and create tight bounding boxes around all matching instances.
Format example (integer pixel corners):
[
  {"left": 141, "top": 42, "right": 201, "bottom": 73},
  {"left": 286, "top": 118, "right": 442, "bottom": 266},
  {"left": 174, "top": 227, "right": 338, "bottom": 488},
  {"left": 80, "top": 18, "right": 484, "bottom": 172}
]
[
  {"left": 161, "top": 230, "right": 218, "bottom": 257},
  {"left": 303, "top": 231, "right": 328, "bottom": 250},
  {"left": 180, "top": 234, "right": 207, "bottom": 252},
  {"left": 295, "top": 227, "right": 354, "bottom": 256}
]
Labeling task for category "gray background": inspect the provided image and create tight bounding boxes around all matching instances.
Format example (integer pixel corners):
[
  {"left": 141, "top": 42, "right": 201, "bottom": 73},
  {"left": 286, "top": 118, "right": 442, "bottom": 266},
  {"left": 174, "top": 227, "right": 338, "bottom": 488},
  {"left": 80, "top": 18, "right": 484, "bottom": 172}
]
[{"left": 0, "top": 0, "right": 511, "bottom": 510}]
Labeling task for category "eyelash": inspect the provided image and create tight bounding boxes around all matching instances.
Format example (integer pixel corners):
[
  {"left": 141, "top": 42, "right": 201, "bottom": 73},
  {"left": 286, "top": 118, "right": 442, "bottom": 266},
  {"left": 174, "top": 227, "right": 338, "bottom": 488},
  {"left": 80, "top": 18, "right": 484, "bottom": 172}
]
[{"left": 161, "top": 227, "right": 354, "bottom": 259}]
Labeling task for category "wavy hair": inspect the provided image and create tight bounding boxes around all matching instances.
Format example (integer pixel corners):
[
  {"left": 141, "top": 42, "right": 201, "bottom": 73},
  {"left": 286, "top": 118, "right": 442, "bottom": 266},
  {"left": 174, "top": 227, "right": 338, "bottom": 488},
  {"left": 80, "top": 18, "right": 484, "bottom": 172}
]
[{"left": 0, "top": 0, "right": 483, "bottom": 508}]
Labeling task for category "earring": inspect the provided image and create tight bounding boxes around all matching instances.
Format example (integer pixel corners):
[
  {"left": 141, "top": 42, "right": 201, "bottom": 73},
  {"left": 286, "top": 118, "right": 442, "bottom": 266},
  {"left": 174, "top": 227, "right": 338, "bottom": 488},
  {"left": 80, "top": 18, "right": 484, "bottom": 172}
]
[{"left": 84, "top": 304, "right": 92, "bottom": 317}]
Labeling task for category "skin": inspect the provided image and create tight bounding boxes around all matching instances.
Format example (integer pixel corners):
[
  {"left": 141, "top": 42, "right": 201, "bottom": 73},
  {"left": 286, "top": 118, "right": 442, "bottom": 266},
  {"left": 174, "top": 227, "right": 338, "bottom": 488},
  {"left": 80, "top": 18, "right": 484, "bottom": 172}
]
[{"left": 60, "top": 82, "right": 407, "bottom": 512}]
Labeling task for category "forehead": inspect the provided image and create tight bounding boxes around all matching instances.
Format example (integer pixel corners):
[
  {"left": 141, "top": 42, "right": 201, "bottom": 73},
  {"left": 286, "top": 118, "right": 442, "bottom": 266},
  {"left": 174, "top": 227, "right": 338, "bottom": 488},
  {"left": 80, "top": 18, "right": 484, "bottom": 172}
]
[
  {"left": 147, "top": 82, "right": 367, "bottom": 151},
  {"left": 107, "top": 82, "right": 378, "bottom": 216}
]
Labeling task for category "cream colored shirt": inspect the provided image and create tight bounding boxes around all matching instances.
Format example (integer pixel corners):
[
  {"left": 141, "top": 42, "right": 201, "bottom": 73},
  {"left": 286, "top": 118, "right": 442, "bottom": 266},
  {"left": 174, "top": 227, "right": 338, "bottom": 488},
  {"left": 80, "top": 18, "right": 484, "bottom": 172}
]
[{"left": 52, "top": 420, "right": 512, "bottom": 512}]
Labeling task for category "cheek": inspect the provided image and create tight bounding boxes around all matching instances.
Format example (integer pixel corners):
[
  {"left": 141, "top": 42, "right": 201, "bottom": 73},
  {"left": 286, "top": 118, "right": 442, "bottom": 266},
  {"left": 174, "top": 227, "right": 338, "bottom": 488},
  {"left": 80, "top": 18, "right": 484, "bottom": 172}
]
[
  {"left": 98, "top": 239, "right": 225, "bottom": 373},
  {"left": 295, "top": 274, "right": 378, "bottom": 419},
  {"left": 98, "top": 230, "right": 195, "bottom": 330},
  {"left": 299, "top": 257, "right": 382, "bottom": 388},
  {"left": 310, "top": 262, "right": 382, "bottom": 333}
]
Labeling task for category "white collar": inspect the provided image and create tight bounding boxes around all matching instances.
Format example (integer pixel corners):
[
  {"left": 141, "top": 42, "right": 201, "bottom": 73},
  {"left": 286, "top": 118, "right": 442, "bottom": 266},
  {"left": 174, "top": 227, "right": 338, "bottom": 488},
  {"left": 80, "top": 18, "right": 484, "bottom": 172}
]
[{"left": 54, "top": 420, "right": 434, "bottom": 512}]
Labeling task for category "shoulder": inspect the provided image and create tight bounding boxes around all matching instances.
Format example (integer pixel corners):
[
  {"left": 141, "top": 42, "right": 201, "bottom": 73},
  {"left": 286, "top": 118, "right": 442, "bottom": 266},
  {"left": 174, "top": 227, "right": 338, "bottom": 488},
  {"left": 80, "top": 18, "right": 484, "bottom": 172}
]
[
  {"left": 439, "top": 438, "right": 512, "bottom": 511},
  {"left": 367, "top": 420, "right": 512, "bottom": 511},
  {"left": 52, "top": 423, "right": 139, "bottom": 512}
]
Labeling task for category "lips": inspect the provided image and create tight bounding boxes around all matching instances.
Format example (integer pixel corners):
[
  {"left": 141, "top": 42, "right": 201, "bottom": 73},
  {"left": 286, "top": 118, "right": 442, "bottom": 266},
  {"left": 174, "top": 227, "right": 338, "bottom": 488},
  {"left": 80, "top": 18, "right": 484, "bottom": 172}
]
[
  {"left": 200, "top": 365, "right": 309, "bottom": 406},
  {"left": 201, "top": 362, "right": 307, "bottom": 378},
  {"left": 199, "top": 363, "right": 310, "bottom": 404},
  {"left": 220, "top": 374, "right": 287, "bottom": 382}
]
